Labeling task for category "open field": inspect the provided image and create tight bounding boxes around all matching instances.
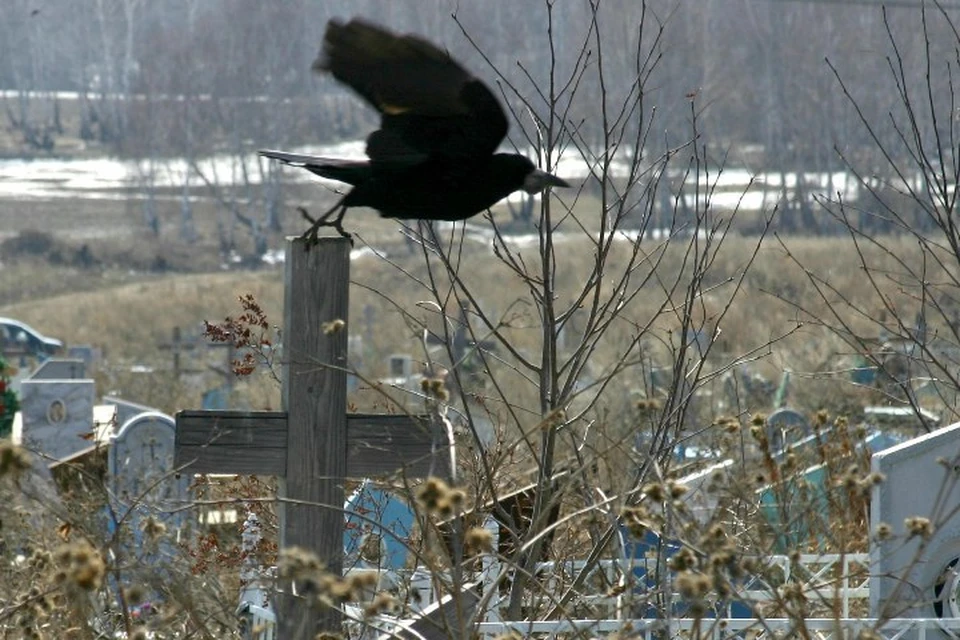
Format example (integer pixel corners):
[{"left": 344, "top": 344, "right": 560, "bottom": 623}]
[{"left": 0, "top": 186, "right": 935, "bottom": 423}]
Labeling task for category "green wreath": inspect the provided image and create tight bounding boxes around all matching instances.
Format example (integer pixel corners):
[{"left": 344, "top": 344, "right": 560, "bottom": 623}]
[{"left": 0, "top": 356, "right": 18, "bottom": 438}]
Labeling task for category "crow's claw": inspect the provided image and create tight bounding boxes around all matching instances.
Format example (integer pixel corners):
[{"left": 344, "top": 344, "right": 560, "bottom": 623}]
[{"left": 296, "top": 206, "right": 353, "bottom": 248}]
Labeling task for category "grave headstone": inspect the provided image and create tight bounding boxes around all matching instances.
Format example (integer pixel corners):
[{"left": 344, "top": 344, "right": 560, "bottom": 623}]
[
  {"left": 344, "top": 480, "right": 415, "bottom": 572},
  {"left": 201, "top": 386, "right": 229, "bottom": 411},
  {"left": 766, "top": 407, "right": 810, "bottom": 452},
  {"left": 67, "top": 345, "right": 101, "bottom": 371},
  {"left": 29, "top": 358, "right": 86, "bottom": 380},
  {"left": 109, "top": 412, "right": 190, "bottom": 529},
  {"left": 19, "top": 378, "right": 96, "bottom": 462},
  {"left": 871, "top": 420, "right": 960, "bottom": 627},
  {"left": 103, "top": 396, "right": 160, "bottom": 427}
]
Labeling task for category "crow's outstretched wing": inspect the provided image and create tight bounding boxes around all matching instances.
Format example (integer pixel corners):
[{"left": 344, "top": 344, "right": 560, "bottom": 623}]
[{"left": 315, "top": 19, "right": 508, "bottom": 164}]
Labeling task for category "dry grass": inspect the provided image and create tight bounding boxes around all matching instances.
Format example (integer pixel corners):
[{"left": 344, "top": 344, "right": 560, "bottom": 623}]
[{"left": 0, "top": 221, "right": 935, "bottom": 425}]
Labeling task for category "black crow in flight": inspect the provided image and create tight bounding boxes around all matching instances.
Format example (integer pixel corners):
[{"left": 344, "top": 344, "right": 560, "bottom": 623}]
[{"left": 260, "top": 18, "right": 569, "bottom": 243}]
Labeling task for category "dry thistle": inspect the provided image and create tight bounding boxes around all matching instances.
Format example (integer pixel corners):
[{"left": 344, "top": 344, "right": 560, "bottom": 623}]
[
  {"left": 700, "top": 523, "right": 730, "bottom": 552},
  {"left": 779, "top": 581, "right": 806, "bottom": 604},
  {"left": 141, "top": 516, "right": 167, "bottom": 542},
  {"left": 874, "top": 522, "right": 893, "bottom": 541},
  {"left": 536, "top": 408, "right": 566, "bottom": 431},
  {"left": 710, "top": 549, "right": 736, "bottom": 572},
  {"left": 841, "top": 470, "right": 860, "bottom": 492},
  {"left": 321, "top": 318, "right": 346, "bottom": 335},
  {"left": 621, "top": 505, "right": 652, "bottom": 538},
  {"left": 56, "top": 541, "right": 105, "bottom": 591},
  {"left": 636, "top": 398, "right": 661, "bottom": 412},
  {"left": 416, "top": 476, "right": 462, "bottom": 515},
  {"left": 667, "top": 480, "right": 689, "bottom": 499},
  {"left": 278, "top": 546, "right": 323, "bottom": 582},
  {"left": 668, "top": 546, "right": 698, "bottom": 572},
  {"left": 0, "top": 441, "right": 31, "bottom": 477},
  {"left": 436, "top": 488, "right": 466, "bottom": 517},
  {"left": 688, "top": 600, "right": 708, "bottom": 617},
  {"left": 676, "top": 570, "right": 713, "bottom": 600},
  {"left": 740, "top": 556, "right": 759, "bottom": 574},
  {"left": 347, "top": 570, "right": 379, "bottom": 592},
  {"left": 417, "top": 477, "right": 446, "bottom": 511},
  {"left": 464, "top": 526, "right": 495, "bottom": 554},
  {"left": 905, "top": 516, "right": 933, "bottom": 539},
  {"left": 720, "top": 417, "right": 741, "bottom": 433},
  {"left": 706, "top": 470, "right": 726, "bottom": 493},
  {"left": 641, "top": 482, "right": 666, "bottom": 502},
  {"left": 324, "top": 576, "right": 355, "bottom": 603},
  {"left": 363, "top": 591, "right": 399, "bottom": 617},
  {"left": 420, "top": 377, "right": 450, "bottom": 401},
  {"left": 28, "top": 549, "right": 51, "bottom": 570},
  {"left": 124, "top": 584, "right": 146, "bottom": 606},
  {"left": 782, "top": 452, "right": 798, "bottom": 473}
]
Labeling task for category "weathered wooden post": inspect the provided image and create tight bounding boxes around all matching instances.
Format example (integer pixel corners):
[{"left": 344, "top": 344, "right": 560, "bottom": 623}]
[
  {"left": 174, "top": 237, "right": 453, "bottom": 638},
  {"left": 279, "top": 236, "right": 349, "bottom": 635}
]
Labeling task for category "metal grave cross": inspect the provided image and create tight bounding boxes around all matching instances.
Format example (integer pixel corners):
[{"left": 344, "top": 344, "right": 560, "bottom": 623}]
[{"left": 173, "top": 237, "right": 453, "bottom": 638}]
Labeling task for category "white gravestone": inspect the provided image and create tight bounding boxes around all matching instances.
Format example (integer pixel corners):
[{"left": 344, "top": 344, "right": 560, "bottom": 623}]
[
  {"left": 109, "top": 412, "right": 191, "bottom": 532},
  {"left": 871, "top": 421, "right": 960, "bottom": 626},
  {"left": 19, "top": 378, "right": 96, "bottom": 462}
]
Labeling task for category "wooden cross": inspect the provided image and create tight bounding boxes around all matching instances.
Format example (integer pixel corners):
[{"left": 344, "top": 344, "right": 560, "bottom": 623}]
[
  {"left": 173, "top": 237, "right": 454, "bottom": 638},
  {"left": 158, "top": 325, "right": 234, "bottom": 381}
]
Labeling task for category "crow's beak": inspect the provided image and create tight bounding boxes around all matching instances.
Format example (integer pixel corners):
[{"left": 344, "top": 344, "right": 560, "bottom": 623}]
[{"left": 523, "top": 168, "right": 570, "bottom": 194}]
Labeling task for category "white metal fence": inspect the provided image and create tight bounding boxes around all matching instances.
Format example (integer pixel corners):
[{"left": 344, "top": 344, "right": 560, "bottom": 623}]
[
  {"left": 473, "top": 617, "right": 960, "bottom": 639},
  {"left": 239, "top": 552, "right": 889, "bottom": 639}
]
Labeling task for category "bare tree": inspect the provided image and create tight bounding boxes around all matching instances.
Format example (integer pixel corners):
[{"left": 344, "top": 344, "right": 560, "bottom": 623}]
[{"left": 340, "top": 3, "right": 776, "bottom": 633}]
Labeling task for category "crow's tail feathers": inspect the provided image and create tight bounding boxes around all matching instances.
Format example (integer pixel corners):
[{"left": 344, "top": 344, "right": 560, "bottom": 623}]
[{"left": 259, "top": 149, "right": 370, "bottom": 185}]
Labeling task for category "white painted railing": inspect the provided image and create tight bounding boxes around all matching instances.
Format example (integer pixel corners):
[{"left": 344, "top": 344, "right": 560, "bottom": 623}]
[
  {"left": 241, "top": 610, "right": 960, "bottom": 640},
  {"left": 237, "top": 552, "right": 875, "bottom": 639},
  {"left": 474, "top": 617, "right": 960, "bottom": 639},
  {"left": 238, "top": 603, "right": 276, "bottom": 640},
  {"left": 477, "top": 552, "right": 870, "bottom": 621}
]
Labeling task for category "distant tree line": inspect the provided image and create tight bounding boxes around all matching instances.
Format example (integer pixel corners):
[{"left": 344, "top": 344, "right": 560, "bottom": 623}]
[{"left": 2, "top": 0, "right": 955, "bottom": 240}]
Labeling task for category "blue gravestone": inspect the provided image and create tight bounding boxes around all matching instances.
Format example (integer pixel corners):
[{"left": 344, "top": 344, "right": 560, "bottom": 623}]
[{"left": 343, "top": 480, "right": 415, "bottom": 571}]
